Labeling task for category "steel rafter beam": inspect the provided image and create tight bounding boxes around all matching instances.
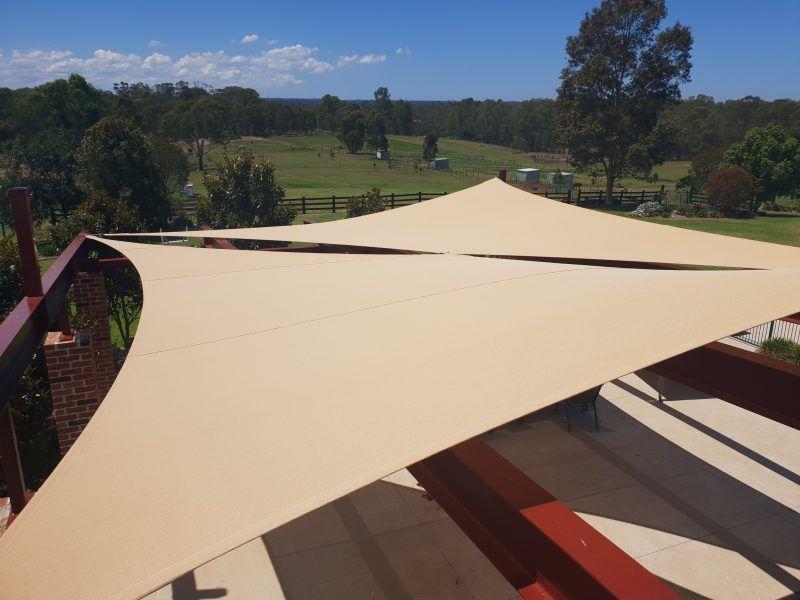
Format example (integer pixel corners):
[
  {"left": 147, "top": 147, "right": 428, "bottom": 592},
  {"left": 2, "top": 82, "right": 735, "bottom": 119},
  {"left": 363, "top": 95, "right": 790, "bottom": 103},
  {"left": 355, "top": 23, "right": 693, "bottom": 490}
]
[
  {"left": 409, "top": 439, "right": 678, "bottom": 600},
  {"left": 648, "top": 341, "right": 800, "bottom": 430}
]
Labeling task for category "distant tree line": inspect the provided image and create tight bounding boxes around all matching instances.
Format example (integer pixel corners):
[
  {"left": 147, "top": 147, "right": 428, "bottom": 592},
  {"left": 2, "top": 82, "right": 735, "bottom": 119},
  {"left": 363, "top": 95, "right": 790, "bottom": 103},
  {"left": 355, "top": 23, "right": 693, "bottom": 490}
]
[{"left": 0, "top": 71, "right": 798, "bottom": 220}]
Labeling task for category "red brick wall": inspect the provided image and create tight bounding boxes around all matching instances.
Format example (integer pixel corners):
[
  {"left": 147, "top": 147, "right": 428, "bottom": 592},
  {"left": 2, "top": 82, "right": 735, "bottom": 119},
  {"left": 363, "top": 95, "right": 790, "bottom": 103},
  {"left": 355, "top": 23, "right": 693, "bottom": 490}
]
[
  {"left": 71, "top": 272, "right": 116, "bottom": 399},
  {"left": 44, "top": 271, "right": 117, "bottom": 454}
]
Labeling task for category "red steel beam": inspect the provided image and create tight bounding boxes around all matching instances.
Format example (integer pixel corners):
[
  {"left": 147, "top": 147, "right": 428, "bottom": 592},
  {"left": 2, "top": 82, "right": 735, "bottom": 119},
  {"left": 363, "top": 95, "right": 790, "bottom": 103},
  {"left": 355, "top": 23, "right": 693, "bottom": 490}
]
[
  {"left": 409, "top": 439, "right": 678, "bottom": 600},
  {"left": 9, "top": 188, "right": 44, "bottom": 298},
  {"left": 648, "top": 341, "right": 800, "bottom": 430},
  {"left": 0, "top": 232, "right": 92, "bottom": 414},
  {"left": 469, "top": 254, "right": 692, "bottom": 270},
  {"left": 781, "top": 312, "right": 800, "bottom": 325},
  {"left": 0, "top": 405, "right": 26, "bottom": 516},
  {"left": 199, "top": 225, "right": 237, "bottom": 250}
]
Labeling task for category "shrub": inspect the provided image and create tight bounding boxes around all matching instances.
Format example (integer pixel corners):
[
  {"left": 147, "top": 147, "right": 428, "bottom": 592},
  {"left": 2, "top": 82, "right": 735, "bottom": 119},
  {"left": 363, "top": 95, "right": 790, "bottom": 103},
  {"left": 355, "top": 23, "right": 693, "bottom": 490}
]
[
  {"left": 704, "top": 166, "right": 754, "bottom": 213},
  {"left": 199, "top": 150, "right": 295, "bottom": 230},
  {"left": 761, "top": 337, "right": 800, "bottom": 366},
  {"left": 347, "top": 187, "right": 386, "bottom": 218},
  {"left": 630, "top": 201, "right": 664, "bottom": 217},
  {"left": 673, "top": 203, "right": 721, "bottom": 218},
  {"left": 674, "top": 203, "right": 704, "bottom": 217},
  {"left": 422, "top": 133, "right": 439, "bottom": 162}
]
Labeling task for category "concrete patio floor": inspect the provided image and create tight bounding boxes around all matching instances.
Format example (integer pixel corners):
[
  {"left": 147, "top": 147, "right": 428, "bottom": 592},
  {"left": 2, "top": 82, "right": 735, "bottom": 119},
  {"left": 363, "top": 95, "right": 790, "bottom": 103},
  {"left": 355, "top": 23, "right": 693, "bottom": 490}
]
[{"left": 138, "top": 370, "right": 800, "bottom": 599}]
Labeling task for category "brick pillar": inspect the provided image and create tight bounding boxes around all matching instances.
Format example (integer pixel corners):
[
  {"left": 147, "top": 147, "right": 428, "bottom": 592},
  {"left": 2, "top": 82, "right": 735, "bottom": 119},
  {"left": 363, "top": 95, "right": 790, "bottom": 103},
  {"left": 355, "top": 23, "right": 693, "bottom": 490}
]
[{"left": 44, "top": 271, "right": 117, "bottom": 454}]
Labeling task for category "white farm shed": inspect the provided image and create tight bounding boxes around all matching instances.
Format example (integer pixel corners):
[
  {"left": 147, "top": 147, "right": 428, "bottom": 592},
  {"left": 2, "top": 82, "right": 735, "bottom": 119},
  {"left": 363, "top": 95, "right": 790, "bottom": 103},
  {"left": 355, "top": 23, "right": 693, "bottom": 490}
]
[
  {"left": 547, "top": 172, "right": 573, "bottom": 188},
  {"left": 515, "top": 168, "right": 540, "bottom": 183},
  {"left": 429, "top": 158, "right": 450, "bottom": 170}
]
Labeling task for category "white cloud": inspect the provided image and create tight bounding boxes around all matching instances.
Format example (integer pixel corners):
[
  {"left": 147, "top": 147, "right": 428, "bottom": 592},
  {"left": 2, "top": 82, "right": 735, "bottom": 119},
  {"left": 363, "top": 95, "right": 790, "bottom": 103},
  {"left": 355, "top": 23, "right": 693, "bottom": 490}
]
[
  {"left": 142, "top": 52, "right": 172, "bottom": 70},
  {"left": 395, "top": 47, "right": 411, "bottom": 55},
  {"left": 358, "top": 53, "right": 386, "bottom": 64},
  {"left": 266, "top": 39, "right": 279, "bottom": 46},
  {"left": 337, "top": 53, "right": 387, "bottom": 67},
  {"left": 337, "top": 54, "right": 359, "bottom": 67},
  {"left": 251, "top": 45, "right": 333, "bottom": 75},
  {"left": 240, "top": 34, "right": 259, "bottom": 44},
  {"left": 147, "top": 40, "right": 164, "bottom": 48},
  {"left": 0, "top": 44, "right": 390, "bottom": 91}
]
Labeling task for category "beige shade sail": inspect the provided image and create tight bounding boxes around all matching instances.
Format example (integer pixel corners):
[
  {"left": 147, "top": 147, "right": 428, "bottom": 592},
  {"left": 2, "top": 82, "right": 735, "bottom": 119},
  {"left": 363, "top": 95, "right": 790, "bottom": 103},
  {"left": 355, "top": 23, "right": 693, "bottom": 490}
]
[
  {"left": 114, "top": 179, "right": 800, "bottom": 269},
  {"left": 1, "top": 237, "right": 799, "bottom": 599}
]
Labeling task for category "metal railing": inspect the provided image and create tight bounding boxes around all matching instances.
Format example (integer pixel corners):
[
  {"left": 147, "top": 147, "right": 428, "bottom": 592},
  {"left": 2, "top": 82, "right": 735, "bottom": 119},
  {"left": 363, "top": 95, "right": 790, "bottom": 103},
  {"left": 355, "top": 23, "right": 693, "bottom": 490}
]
[{"left": 732, "top": 318, "right": 800, "bottom": 347}]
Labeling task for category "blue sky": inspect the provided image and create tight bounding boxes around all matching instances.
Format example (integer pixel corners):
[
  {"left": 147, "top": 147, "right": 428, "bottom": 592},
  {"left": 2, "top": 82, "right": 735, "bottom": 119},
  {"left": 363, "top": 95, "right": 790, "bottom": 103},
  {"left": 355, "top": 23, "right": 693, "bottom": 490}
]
[{"left": 1, "top": 0, "right": 798, "bottom": 100}]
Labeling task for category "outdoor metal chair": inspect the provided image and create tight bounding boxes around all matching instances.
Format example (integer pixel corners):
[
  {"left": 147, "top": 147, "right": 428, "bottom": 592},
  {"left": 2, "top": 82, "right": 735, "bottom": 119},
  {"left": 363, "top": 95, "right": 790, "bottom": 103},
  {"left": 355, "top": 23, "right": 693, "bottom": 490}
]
[{"left": 554, "top": 385, "right": 602, "bottom": 431}]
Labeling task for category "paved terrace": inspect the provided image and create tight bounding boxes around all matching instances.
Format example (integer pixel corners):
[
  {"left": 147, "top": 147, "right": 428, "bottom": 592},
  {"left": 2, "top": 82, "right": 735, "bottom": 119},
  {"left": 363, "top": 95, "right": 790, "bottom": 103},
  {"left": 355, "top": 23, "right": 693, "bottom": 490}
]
[{"left": 134, "top": 368, "right": 799, "bottom": 600}]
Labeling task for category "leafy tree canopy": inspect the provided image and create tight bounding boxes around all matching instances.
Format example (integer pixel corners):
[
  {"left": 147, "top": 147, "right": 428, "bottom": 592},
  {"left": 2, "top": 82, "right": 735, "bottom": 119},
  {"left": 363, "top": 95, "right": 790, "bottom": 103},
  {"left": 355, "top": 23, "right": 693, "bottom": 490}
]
[
  {"left": 347, "top": 187, "right": 386, "bottom": 218},
  {"left": 556, "top": 0, "right": 692, "bottom": 204},
  {"left": 366, "top": 113, "right": 389, "bottom": 151},
  {"left": 198, "top": 150, "right": 296, "bottom": 241},
  {"left": 705, "top": 166, "right": 754, "bottom": 212},
  {"left": 423, "top": 133, "right": 439, "bottom": 162},
  {"left": 9, "top": 74, "right": 107, "bottom": 143},
  {"left": 75, "top": 116, "right": 170, "bottom": 228},
  {"left": 2, "top": 127, "right": 83, "bottom": 221},
  {"left": 150, "top": 138, "right": 190, "bottom": 194},
  {"left": 160, "top": 96, "right": 227, "bottom": 170},
  {"left": 337, "top": 110, "right": 367, "bottom": 154},
  {"left": 721, "top": 124, "right": 800, "bottom": 203},
  {"left": 317, "top": 94, "right": 342, "bottom": 131}
]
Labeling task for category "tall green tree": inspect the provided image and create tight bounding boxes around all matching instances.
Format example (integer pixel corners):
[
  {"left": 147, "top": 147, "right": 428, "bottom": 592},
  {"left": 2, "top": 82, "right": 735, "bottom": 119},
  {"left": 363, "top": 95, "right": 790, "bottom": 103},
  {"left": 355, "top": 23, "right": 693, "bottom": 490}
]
[
  {"left": 317, "top": 94, "right": 342, "bottom": 131},
  {"left": 556, "top": 0, "right": 693, "bottom": 204},
  {"left": 514, "top": 99, "right": 557, "bottom": 152},
  {"left": 423, "top": 133, "right": 439, "bottom": 162},
  {"left": 373, "top": 87, "right": 394, "bottom": 132},
  {"left": 9, "top": 75, "right": 107, "bottom": 144},
  {"left": 150, "top": 138, "right": 190, "bottom": 194},
  {"left": 198, "top": 150, "right": 296, "bottom": 246},
  {"left": 161, "top": 96, "right": 226, "bottom": 170},
  {"left": 365, "top": 113, "right": 389, "bottom": 151},
  {"left": 337, "top": 110, "right": 367, "bottom": 153},
  {"left": 214, "top": 86, "right": 262, "bottom": 135},
  {"left": 721, "top": 124, "right": 800, "bottom": 204},
  {"left": 2, "top": 127, "right": 82, "bottom": 221},
  {"left": 75, "top": 116, "right": 171, "bottom": 228}
]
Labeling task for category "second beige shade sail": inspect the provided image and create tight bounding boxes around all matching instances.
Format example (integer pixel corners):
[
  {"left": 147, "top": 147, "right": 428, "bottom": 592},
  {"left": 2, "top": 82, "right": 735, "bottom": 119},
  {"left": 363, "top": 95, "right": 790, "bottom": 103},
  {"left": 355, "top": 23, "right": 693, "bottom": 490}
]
[{"left": 114, "top": 179, "right": 800, "bottom": 269}]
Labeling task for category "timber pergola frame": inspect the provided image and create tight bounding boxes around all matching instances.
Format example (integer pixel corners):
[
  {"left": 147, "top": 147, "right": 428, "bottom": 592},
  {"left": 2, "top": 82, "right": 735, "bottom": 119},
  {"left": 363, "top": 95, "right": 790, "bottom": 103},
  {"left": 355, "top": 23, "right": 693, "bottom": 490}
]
[{"left": 0, "top": 187, "right": 798, "bottom": 599}]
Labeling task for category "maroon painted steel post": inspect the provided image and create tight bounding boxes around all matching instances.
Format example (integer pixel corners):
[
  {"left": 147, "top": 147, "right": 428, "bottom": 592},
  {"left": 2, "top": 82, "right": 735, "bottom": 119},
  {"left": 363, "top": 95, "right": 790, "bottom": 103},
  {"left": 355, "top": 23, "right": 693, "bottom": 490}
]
[
  {"left": 498, "top": 169, "right": 507, "bottom": 182},
  {"left": 9, "top": 188, "right": 43, "bottom": 298},
  {"left": 1, "top": 188, "right": 42, "bottom": 515},
  {"left": 0, "top": 405, "right": 26, "bottom": 515}
]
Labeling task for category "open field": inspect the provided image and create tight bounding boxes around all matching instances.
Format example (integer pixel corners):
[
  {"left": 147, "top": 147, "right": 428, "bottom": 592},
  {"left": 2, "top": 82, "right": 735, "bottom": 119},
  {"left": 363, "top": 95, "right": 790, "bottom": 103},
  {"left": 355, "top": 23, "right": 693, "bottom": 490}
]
[
  {"left": 636, "top": 215, "right": 800, "bottom": 247},
  {"left": 187, "top": 133, "right": 690, "bottom": 199},
  {"left": 591, "top": 205, "right": 800, "bottom": 247}
]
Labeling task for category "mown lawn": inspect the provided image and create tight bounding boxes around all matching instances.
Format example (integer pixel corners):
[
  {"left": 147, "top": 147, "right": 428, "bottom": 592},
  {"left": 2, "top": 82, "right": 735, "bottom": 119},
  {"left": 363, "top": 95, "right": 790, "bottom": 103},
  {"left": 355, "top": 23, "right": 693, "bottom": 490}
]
[
  {"left": 593, "top": 204, "right": 800, "bottom": 247},
  {"left": 186, "top": 133, "right": 689, "bottom": 199},
  {"left": 638, "top": 215, "right": 800, "bottom": 247}
]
